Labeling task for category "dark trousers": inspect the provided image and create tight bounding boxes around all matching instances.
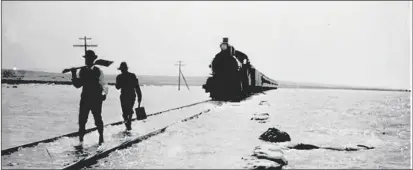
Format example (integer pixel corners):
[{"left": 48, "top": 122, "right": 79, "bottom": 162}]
[
  {"left": 78, "top": 98, "right": 104, "bottom": 142},
  {"left": 120, "top": 95, "right": 136, "bottom": 128}
]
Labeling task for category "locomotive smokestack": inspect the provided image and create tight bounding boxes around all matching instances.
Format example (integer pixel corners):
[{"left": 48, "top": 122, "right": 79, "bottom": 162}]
[{"left": 223, "top": 37, "right": 229, "bottom": 43}]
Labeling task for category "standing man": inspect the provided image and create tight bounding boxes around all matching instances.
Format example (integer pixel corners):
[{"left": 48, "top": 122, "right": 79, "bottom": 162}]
[
  {"left": 71, "top": 50, "right": 109, "bottom": 145},
  {"left": 115, "top": 62, "right": 142, "bottom": 131}
]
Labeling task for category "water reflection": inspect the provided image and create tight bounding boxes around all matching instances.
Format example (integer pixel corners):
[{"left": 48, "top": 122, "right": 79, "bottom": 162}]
[{"left": 112, "top": 131, "right": 133, "bottom": 139}]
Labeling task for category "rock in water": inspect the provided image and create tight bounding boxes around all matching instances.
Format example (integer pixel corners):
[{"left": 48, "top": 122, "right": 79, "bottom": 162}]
[
  {"left": 259, "top": 101, "right": 271, "bottom": 106},
  {"left": 253, "top": 151, "right": 287, "bottom": 166},
  {"left": 243, "top": 155, "right": 284, "bottom": 170},
  {"left": 243, "top": 144, "right": 288, "bottom": 170},
  {"left": 254, "top": 144, "right": 285, "bottom": 153},
  {"left": 7, "top": 162, "right": 18, "bottom": 166},
  {"left": 257, "top": 113, "right": 270, "bottom": 117},
  {"left": 252, "top": 113, "right": 270, "bottom": 121},
  {"left": 253, "top": 145, "right": 288, "bottom": 166},
  {"left": 357, "top": 144, "right": 375, "bottom": 150},
  {"left": 257, "top": 120, "right": 268, "bottom": 124},
  {"left": 287, "top": 143, "right": 320, "bottom": 150},
  {"left": 249, "top": 159, "right": 283, "bottom": 170},
  {"left": 259, "top": 128, "right": 291, "bottom": 143}
]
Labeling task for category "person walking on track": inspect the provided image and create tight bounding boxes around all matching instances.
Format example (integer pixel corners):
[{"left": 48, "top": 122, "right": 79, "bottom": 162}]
[
  {"left": 71, "top": 50, "right": 109, "bottom": 145},
  {"left": 115, "top": 62, "right": 143, "bottom": 131}
]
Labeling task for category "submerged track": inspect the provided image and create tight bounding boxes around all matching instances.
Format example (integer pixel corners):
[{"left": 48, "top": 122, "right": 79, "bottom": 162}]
[
  {"left": 62, "top": 109, "right": 211, "bottom": 170},
  {"left": 1, "top": 100, "right": 211, "bottom": 156}
]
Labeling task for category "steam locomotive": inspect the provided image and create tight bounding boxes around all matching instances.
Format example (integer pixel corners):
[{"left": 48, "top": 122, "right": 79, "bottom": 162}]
[{"left": 202, "top": 38, "right": 278, "bottom": 101}]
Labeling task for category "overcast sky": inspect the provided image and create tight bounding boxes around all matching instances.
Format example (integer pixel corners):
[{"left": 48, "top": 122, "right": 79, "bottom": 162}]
[{"left": 1, "top": 1, "right": 411, "bottom": 89}]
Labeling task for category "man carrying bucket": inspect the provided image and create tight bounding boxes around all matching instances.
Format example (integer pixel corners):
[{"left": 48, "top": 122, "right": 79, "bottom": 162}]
[{"left": 115, "top": 62, "right": 143, "bottom": 131}]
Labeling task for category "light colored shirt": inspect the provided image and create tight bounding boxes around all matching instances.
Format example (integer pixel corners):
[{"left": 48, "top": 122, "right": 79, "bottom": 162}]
[
  {"left": 94, "top": 66, "right": 109, "bottom": 95},
  {"left": 72, "top": 65, "right": 109, "bottom": 96}
]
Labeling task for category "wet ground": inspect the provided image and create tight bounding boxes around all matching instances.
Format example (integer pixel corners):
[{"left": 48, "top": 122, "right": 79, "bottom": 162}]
[
  {"left": 90, "top": 89, "right": 411, "bottom": 169},
  {"left": 2, "top": 85, "right": 411, "bottom": 169},
  {"left": 1, "top": 84, "right": 209, "bottom": 149}
]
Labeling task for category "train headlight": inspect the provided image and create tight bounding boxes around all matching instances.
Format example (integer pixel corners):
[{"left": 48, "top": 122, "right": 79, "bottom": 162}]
[{"left": 220, "top": 43, "right": 228, "bottom": 51}]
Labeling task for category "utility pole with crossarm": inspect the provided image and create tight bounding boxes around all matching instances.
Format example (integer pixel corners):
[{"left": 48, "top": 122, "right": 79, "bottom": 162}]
[
  {"left": 73, "top": 36, "right": 98, "bottom": 55},
  {"left": 175, "top": 61, "right": 190, "bottom": 91}
]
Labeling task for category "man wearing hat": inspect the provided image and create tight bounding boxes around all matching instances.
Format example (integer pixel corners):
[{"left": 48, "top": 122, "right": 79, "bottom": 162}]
[
  {"left": 71, "top": 50, "right": 109, "bottom": 145},
  {"left": 115, "top": 62, "right": 142, "bottom": 131}
]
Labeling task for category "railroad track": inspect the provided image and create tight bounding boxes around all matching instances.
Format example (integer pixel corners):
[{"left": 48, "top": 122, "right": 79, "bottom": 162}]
[
  {"left": 62, "top": 109, "right": 212, "bottom": 170},
  {"left": 1, "top": 99, "right": 211, "bottom": 156}
]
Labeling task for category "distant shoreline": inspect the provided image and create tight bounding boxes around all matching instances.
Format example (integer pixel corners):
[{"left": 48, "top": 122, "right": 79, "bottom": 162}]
[
  {"left": 279, "top": 85, "right": 411, "bottom": 92},
  {"left": 0, "top": 79, "right": 190, "bottom": 87},
  {"left": 2, "top": 69, "right": 410, "bottom": 92},
  {"left": 2, "top": 79, "right": 410, "bottom": 93},
  {"left": 1, "top": 69, "right": 207, "bottom": 86}
]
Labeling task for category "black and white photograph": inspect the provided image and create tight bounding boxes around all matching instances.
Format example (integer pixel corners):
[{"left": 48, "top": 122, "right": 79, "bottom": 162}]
[{"left": 0, "top": 1, "right": 412, "bottom": 169}]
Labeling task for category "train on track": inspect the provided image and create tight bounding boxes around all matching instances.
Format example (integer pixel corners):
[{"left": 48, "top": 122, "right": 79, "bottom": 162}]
[{"left": 202, "top": 38, "right": 278, "bottom": 101}]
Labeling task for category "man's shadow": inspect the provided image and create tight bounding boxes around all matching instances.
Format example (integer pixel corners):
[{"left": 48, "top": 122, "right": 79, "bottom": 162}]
[{"left": 72, "top": 144, "right": 87, "bottom": 158}]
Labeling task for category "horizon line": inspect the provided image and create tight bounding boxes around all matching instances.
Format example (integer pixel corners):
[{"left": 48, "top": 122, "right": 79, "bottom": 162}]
[{"left": 1, "top": 68, "right": 411, "bottom": 91}]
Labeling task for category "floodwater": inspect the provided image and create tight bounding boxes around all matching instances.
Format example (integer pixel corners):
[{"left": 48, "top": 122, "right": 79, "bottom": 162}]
[
  {"left": 1, "top": 84, "right": 411, "bottom": 169},
  {"left": 1, "top": 84, "right": 209, "bottom": 149}
]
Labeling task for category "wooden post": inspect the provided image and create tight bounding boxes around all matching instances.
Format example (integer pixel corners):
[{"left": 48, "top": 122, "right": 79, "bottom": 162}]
[
  {"left": 73, "top": 36, "right": 98, "bottom": 55},
  {"left": 175, "top": 61, "right": 190, "bottom": 91}
]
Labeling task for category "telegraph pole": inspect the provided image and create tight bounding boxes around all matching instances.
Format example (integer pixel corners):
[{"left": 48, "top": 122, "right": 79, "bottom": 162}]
[
  {"left": 73, "top": 36, "right": 98, "bottom": 55},
  {"left": 178, "top": 61, "right": 182, "bottom": 90},
  {"left": 175, "top": 61, "right": 190, "bottom": 91}
]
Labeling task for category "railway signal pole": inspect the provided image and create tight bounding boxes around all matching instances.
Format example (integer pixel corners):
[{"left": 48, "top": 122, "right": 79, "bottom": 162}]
[
  {"left": 175, "top": 61, "right": 190, "bottom": 91},
  {"left": 73, "top": 36, "right": 98, "bottom": 55}
]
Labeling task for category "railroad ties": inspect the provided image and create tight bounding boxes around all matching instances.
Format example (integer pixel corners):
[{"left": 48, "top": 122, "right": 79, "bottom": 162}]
[{"left": 1, "top": 100, "right": 211, "bottom": 156}]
